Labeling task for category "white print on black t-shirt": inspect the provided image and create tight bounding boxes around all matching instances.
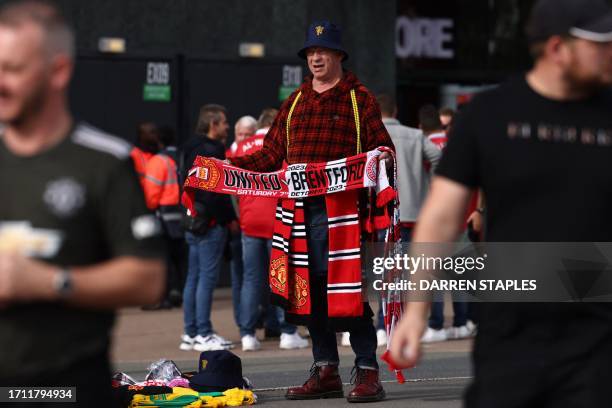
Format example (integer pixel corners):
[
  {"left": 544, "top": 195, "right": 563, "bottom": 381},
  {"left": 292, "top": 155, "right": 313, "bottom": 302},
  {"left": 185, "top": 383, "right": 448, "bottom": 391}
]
[
  {"left": 0, "top": 221, "right": 63, "bottom": 258},
  {"left": 131, "top": 214, "right": 162, "bottom": 240},
  {"left": 508, "top": 122, "right": 612, "bottom": 146},
  {"left": 43, "top": 177, "right": 86, "bottom": 218}
]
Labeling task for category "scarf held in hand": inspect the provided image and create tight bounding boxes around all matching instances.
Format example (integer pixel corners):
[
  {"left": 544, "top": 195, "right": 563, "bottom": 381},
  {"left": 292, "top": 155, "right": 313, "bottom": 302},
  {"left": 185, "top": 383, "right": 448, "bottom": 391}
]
[{"left": 181, "top": 147, "right": 398, "bottom": 322}]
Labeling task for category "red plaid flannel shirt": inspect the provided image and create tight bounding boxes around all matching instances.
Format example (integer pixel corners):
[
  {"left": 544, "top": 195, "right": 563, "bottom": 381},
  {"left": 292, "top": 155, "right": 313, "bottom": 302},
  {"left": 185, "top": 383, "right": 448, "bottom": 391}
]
[{"left": 231, "top": 71, "right": 394, "bottom": 171}]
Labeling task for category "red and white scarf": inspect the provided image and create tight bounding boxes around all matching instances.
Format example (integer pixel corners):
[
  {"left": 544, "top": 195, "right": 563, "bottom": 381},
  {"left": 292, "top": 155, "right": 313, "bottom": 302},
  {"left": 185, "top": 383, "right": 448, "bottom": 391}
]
[
  {"left": 182, "top": 148, "right": 389, "bottom": 203},
  {"left": 181, "top": 147, "right": 399, "bottom": 321}
]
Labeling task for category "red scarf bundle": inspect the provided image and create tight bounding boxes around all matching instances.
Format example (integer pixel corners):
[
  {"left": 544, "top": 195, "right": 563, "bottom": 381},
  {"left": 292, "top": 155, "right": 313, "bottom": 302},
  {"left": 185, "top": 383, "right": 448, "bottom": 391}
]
[{"left": 181, "top": 147, "right": 398, "bottom": 321}]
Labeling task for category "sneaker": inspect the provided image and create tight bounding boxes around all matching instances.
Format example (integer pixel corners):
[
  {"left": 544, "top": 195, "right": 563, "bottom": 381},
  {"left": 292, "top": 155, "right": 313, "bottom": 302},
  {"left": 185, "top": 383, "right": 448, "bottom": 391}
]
[
  {"left": 446, "top": 325, "right": 473, "bottom": 340},
  {"left": 241, "top": 335, "right": 261, "bottom": 351},
  {"left": 340, "top": 332, "right": 350, "bottom": 347},
  {"left": 279, "top": 332, "right": 309, "bottom": 349},
  {"left": 376, "top": 329, "right": 387, "bottom": 347},
  {"left": 421, "top": 327, "right": 447, "bottom": 343},
  {"left": 179, "top": 334, "right": 195, "bottom": 351},
  {"left": 210, "top": 333, "right": 234, "bottom": 349},
  {"left": 193, "top": 334, "right": 228, "bottom": 351}
]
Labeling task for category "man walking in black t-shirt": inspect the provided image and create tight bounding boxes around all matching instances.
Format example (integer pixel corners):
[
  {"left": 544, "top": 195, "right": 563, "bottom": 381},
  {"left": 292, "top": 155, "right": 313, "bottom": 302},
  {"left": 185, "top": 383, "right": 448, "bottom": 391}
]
[
  {"left": 391, "top": 0, "right": 612, "bottom": 406},
  {"left": 0, "top": 2, "right": 165, "bottom": 406}
]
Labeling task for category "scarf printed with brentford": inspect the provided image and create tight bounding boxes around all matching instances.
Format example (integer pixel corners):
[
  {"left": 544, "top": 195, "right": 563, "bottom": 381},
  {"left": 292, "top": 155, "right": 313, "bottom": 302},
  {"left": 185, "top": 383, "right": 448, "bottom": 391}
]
[
  {"left": 182, "top": 147, "right": 391, "bottom": 203},
  {"left": 182, "top": 146, "right": 398, "bottom": 323}
]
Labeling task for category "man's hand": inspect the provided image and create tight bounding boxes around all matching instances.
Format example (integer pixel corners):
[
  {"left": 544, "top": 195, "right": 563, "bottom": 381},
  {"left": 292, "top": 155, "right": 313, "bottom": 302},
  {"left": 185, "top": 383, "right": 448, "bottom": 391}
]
[
  {"left": 379, "top": 152, "right": 393, "bottom": 170},
  {"left": 467, "top": 211, "right": 483, "bottom": 234},
  {"left": 0, "top": 252, "right": 57, "bottom": 305},
  {"left": 389, "top": 303, "right": 428, "bottom": 369}
]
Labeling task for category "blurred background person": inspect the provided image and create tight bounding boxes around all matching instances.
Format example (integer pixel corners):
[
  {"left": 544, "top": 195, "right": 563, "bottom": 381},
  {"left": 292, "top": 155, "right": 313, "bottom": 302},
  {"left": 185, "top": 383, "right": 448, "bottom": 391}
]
[
  {"left": 233, "top": 107, "right": 309, "bottom": 351},
  {"left": 228, "top": 115, "right": 257, "bottom": 156},
  {"left": 379, "top": 95, "right": 442, "bottom": 343},
  {"left": 382, "top": 96, "right": 441, "bottom": 242},
  {"left": 142, "top": 125, "right": 185, "bottom": 310},
  {"left": 419, "top": 104, "right": 448, "bottom": 150},
  {"left": 178, "top": 104, "right": 236, "bottom": 352},
  {"left": 226, "top": 115, "right": 257, "bottom": 330},
  {"left": 417, "top": 104, "right": 472, "bottom": 343},
  {"left": 131, "top": 121, "right": 161, "bottom": 188},
  {"left": 439, "top": 107, "right": 455, "bottom": 133},
  {"left": 0, "top": 1, "right": 165, "bottom": 405}
]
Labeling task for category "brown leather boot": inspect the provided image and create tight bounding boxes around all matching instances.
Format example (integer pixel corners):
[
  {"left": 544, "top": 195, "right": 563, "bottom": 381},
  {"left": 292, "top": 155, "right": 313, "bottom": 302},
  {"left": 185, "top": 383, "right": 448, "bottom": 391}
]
[
  {"left": 285, "top": 364, "right": 344, "bottom": 400},
  {"left": 347, "top": 367, "right": 385, "bottom": 403}
]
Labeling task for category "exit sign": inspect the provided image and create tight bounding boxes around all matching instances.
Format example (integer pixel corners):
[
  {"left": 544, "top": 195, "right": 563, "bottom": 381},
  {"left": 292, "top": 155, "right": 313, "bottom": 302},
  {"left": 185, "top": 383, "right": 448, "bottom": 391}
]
[
  {"left": 143, "top": 84, "right": 171, "bottom": 102},
  {"left": 144, "top": 62, "right": 171, "bottom": 102}
]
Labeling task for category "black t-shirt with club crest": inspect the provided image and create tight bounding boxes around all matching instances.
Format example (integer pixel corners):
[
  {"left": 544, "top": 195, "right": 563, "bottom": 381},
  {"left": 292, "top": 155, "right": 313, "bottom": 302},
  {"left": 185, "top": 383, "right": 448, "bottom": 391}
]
[{"left": 0, "top": 122, "right": 165, "bottom": 381}]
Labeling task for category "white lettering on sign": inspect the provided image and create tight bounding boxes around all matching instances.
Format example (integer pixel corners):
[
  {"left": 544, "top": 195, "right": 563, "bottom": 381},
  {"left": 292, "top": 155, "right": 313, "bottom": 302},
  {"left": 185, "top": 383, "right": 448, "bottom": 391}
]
[
  {"left": 282, "top": 65, "right": 302, "bottom": 87},
  {"left": 146, "top": 62, "right": 170, "bottom": 84},
  {"left": 395, "top": 17, "right": 454, "bottom": 59}
]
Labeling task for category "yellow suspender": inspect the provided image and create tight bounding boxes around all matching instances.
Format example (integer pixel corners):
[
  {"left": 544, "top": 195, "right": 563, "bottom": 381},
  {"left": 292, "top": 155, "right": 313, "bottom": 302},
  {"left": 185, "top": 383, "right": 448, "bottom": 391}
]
[
  {"left": 350, "top": 89, "right": 361, "bottom": 154},
  {"left": 285, "top": 89, "right": 361, "bottom": 156},
  {"left": 286, "top": 91, "right": 302, "bottom": 156}
]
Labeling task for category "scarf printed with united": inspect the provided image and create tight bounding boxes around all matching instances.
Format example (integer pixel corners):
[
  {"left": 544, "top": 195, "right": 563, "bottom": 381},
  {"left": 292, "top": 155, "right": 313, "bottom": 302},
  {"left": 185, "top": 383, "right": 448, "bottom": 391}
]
[{"left": 181, "top": 147, "right": 399, "bottom": 323}]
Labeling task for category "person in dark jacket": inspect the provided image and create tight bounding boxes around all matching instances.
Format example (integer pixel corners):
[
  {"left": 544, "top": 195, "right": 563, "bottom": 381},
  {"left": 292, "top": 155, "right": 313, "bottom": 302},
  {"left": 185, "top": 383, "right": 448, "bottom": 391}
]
[{"left": 178, "top": 104, "right": 238, "bottom": 352}]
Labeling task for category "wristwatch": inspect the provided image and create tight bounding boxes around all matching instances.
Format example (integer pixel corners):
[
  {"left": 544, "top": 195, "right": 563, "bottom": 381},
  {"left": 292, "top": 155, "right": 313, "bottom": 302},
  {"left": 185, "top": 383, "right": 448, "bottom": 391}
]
[
  {"left": 53, "top": 268, "right": 73, "bottom": 298},
  {"left": 476, "top": 207, "right": 486, "bottom": 215}
]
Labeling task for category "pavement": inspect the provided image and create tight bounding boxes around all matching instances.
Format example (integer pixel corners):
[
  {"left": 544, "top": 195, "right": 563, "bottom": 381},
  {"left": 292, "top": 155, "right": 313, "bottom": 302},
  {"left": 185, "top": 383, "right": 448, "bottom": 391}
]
[{"left": 111, "top": 289, "right": 473, "bottom": 407}]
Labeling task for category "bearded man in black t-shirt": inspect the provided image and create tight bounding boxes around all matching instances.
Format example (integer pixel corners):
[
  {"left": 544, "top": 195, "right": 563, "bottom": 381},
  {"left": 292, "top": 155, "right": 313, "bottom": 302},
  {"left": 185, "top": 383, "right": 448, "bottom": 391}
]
[
  {"left": 0, "top": 2, "right": 165, "bottom": 406},
  {"left": 391, "top": 0, "right": 612, "bottom": 407}
]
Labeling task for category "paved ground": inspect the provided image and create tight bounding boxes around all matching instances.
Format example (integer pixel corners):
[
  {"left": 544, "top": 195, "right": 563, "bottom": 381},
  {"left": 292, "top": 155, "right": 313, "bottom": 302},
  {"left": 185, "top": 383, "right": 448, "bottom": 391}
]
[{"left": 112, "top": 289, "right": 473, "bottom": 407}]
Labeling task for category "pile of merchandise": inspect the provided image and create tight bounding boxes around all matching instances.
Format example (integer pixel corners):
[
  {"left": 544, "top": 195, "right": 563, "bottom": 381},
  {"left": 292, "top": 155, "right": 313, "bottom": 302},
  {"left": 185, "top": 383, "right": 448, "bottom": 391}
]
[{"left": 112, "top": 350, "right": 256, "bottom": 407}]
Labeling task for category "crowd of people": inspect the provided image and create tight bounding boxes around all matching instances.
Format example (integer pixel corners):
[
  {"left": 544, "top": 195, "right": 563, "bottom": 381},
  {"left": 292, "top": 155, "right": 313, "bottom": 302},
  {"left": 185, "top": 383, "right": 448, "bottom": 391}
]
[{"left": 130, "top": 97, "right": 477, "bottom": 353}]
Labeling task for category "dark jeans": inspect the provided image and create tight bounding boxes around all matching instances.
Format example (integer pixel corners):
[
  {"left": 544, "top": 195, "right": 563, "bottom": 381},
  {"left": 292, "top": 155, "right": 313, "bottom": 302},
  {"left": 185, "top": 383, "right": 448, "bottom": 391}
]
[
  {"left": 376, "top": 300, "right": 385, "bottom": 330},
  {"left": 375, "top": 229, "right": 388, "bottom": 331},
  {"left": 400, "top": 226, "right": 413, "bottom": 242},
  {"left": 184, "top": 227, "right": 227, "bottom": 337},
  {"left": 429, "top": 294, "right": 468, "bottom": 329},
  {"left": 429, "top": 233, "right": 470, "bottom": 330},
  {"left": 304, "top": 197, "right": 378, "bottom": 369},
  {"left": 240, "top": 235, "right": 297, "bottom": 336},
  {"left": 166, "top": 237, "right": 186, "bottom": 295}
]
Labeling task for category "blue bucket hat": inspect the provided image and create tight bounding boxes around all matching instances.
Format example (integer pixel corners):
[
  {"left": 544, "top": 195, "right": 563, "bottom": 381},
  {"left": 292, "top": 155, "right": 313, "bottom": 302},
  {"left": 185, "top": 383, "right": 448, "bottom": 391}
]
[{"left": 298, "top": 20, "right": 348, "bottom": 61}]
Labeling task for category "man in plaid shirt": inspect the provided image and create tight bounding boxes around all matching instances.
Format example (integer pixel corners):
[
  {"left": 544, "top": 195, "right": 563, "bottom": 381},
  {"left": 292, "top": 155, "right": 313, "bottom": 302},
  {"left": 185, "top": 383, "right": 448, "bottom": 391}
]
[{"left": 231, "top": 20, "right": 393, "bottom": 403}]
